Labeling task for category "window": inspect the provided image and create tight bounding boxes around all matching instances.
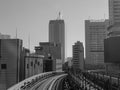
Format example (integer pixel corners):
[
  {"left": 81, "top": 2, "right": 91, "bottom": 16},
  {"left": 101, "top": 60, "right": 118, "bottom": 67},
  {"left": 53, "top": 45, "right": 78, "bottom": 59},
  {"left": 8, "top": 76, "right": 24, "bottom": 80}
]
[
  {"left": 1, "top": 64, "right": 7, "bottom": 69},
  {"left": 31, "top": 62, "right": 33, "bottom": 66},
  {"left": 38, "top": 62, "right": 40, "bottom": 66},
  {"left": 35, "top": 59, "right": 37, "bottom": 64},
  {"left": 27, "top": 64, "right": 29, "bottom": 69}
]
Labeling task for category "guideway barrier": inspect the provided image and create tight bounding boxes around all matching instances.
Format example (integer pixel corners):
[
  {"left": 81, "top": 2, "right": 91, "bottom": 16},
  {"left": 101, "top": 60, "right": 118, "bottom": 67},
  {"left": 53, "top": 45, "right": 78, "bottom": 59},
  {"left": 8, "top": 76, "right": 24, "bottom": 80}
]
[
  {"left": 7, "top": 71, "right": 57, "bottom": 90},
  {"left": 83, "top": 71, "right": 120, "bottom": 90},
  {"left": 69, "top": 72, "right": 103, "bottom": 90}
]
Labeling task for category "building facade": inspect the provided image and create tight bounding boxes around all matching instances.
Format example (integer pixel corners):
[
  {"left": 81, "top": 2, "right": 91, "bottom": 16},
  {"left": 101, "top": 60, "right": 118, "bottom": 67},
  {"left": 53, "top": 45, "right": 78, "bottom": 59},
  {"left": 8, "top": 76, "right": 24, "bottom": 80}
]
[
  {"left": 20, "top": 47, "right": 30, "bottom": 81},
  {"left": 72, "top": 41, "right": 84, "bottom": 70},
  {"left": 105, "top": 0, "right": 120, "bottom": 73},
  {"left": 35, "top": 42, "right": 61, "bottom": 59},
  {"left": 49, "top": 14, "right": 65, "bottom": 64},
  {"left": 109, "top": 0, "right": 120, "bottom": 25},
  {"left": 35, "top": 42, "right": 62, "bottom": 71},
  {"left": 25, "top": 54, "right": 44, "bottom": 78},
  {"left": 85, "top": 20, "right": 108, "bottom": 65},
  {"left": 108, "top": 0, "right": 120, "bottom": 36},
  {"left": 0, "top": 39, "right": 22, "bottom": 90}
]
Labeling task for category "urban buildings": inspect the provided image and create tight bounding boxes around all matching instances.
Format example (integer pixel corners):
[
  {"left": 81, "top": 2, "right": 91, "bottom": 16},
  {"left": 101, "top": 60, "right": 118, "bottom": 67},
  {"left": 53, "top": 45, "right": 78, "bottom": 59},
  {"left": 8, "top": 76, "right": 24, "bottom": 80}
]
[
  {"left": 85, "top": 20, "right": 108, "bottom": 65},
  {"left": 72, "top": 41, "right": 84, "bottom": 70},
  {"left": 104, "top": 0, "right": 120, "bottom": 73},
  {"left": 66, "top": 57, "right": 72, "bottom": 68},
  {"left": 25, "top": 54, "right": 44, "bottom": 78},
  {"left": 108, "top": 0, "right": 120, "bottom": 36},
  {"left": 49, "top": 12, "right": 65, "bottom": 64},
  {"left": 35, "top": 42, "right": 61, "bottom": 59},
  {"left": 109, "top": 0, "right": 120, "bottom": 25},
  {"left": 20, "top": 47, "right": 30, "bottom": 81},
  {"left": 35, "top": 42, "right": 62, "bottom": 71},
  {"left": 0, "top": 38, "right": 44, "bottom": 90},
  {"left": 0, "top": 39, "right": 22, "bottom": 90}
]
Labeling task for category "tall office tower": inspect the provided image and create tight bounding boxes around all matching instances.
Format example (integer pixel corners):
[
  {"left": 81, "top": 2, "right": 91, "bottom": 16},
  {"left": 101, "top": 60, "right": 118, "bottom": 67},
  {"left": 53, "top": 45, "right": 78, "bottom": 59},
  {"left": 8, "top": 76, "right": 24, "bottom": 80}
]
[
  {"left": 49, "top": 12, "right": 65, "bottom": 64},
  {"left": 104, "top": 0, "right": 120, "bottom": 73},
  {"left": 85, "top": 20, "right": 108, "bottom": 65},
  {"left": 72, "top": 41, "right": 84, "bottom": 70},
  {"left": 108, "top": 0, "right": 120, "bottom": 36},
  {"left": 0, "top": 39, "right": 22, "bottom": 90}
]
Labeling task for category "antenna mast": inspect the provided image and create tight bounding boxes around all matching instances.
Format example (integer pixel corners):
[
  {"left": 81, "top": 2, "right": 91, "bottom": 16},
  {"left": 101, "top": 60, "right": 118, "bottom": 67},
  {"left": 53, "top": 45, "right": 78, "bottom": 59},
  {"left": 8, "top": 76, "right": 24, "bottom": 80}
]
[
  {"left": 57, "top": 11, "right": 62, "bottom": 20},
  {"left": 28, "top": 33, "right": 30, "bottom": 51},
  {"left": 16, "top": 28, "right": 17, "bottom": 39}
]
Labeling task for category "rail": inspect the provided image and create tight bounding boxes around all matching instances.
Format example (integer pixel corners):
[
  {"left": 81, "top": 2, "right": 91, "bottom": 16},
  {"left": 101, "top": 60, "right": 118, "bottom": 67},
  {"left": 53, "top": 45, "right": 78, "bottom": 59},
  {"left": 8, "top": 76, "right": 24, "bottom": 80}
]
[{"left": 7, "top": 71, "right": 56, "bottom": 90}]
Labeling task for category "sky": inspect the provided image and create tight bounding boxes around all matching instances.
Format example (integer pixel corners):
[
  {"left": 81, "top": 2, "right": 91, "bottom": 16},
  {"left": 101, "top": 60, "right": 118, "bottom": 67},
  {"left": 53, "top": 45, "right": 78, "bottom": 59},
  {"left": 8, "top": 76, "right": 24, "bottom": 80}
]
[{"left": 0, "top": 0, "right": 108, "bottom": 57}]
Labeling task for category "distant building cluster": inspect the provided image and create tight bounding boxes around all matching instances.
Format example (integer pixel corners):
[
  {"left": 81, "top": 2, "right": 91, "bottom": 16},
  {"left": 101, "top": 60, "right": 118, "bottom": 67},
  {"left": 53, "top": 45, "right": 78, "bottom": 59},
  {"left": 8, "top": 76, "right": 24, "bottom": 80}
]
[
  {"left": 104, "top": 0, "right": 120, "bottom": 74},
  {"left": 2, "top": 0, "right": 120, "bottom": 89},
  {"left": 0, "top": 13, "right": 65, "bottom": 90},
  {"left": 72, "top": 41, "right": 84, "bottom": 70},
  {"left": 85, "top": 0, "right": 120, "bottom": 74}
]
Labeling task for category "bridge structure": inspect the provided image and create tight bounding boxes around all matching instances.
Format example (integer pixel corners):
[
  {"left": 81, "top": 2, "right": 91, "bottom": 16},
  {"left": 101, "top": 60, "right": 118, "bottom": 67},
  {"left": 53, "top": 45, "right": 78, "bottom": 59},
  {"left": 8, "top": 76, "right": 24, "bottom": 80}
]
[
  {"left": 7, "top": 70, "right": 120, "bottom": 90},
  {"left": 7, "top": 71, "right": 67, "bottom": 90}
]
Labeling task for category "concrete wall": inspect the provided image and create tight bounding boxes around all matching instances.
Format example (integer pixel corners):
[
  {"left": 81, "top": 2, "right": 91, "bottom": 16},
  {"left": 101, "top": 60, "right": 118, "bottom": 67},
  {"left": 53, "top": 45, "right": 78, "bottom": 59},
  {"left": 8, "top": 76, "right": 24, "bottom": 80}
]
[{"left": 25, "top": 54, "right": 43, "bottom": 78}]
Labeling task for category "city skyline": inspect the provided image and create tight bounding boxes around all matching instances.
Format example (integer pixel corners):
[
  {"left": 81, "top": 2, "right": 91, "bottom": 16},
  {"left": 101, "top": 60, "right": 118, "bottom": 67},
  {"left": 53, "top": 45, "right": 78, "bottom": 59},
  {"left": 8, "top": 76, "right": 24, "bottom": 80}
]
[{"left": 0, "top": 0, "right": 108, "bottom": 57}]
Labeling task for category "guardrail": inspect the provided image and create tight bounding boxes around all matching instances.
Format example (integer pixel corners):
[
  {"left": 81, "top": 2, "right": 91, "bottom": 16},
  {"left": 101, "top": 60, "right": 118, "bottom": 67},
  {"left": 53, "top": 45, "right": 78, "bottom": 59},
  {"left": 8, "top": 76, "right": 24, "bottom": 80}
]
[{"left": 7, "top": 71, "right": 56, "bottom": 90}]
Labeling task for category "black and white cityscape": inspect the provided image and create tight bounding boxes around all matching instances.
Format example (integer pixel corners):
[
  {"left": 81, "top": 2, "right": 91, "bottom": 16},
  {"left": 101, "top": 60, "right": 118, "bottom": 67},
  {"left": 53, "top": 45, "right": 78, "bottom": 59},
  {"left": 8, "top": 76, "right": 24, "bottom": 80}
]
[{"left": 0, "top": 0, "right": 120, "bottom": 90}]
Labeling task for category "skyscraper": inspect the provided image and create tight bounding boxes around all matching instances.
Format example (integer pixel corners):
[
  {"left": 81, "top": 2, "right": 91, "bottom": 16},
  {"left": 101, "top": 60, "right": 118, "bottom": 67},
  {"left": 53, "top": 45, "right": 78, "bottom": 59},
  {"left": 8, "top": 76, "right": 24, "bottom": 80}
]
[
  {"left": 49, "top": 12, "right": 65, "bottom": 64},
  {"left": 85, "top": 20, "right": 108, "bottom": 65},
  {"left": 109, "top": 0, "right": 120, "bottom": 25},
  {"left": 104, "top": 0, "right": 120, "bottom": 73},
  {"left": 72, "top": 41, "right": 84, "bottom": 70},
  {"left": 108, "top": 0, "right": 120, "bottom": 36}
]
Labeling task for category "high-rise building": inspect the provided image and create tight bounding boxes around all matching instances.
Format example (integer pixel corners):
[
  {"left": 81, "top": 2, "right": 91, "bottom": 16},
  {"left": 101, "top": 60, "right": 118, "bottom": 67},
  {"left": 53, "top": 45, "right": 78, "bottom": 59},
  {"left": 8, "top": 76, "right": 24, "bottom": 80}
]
[
  {"left": 20, "top": 47, "right": 30, "bottom": 81},
  {"left": 49, "top": 12, "right": 65, "bottom": 64},
  {"left": 0, "top": 39, "right": 22, "bottom": 90},
  {"left": 109, "top": 0, "right": 120, "bottom": 25},
  {"left": 85, "top": 20, "right": 108, "bottom": 65},
  {"left": 108, "top": 0, "right": 120, "bottom": 36},
  {"left": 72, "top": 41, "right": 84, "bottom": 70},
  {"left": 104, "top": 0, "right": 120, "bottom": 74}
]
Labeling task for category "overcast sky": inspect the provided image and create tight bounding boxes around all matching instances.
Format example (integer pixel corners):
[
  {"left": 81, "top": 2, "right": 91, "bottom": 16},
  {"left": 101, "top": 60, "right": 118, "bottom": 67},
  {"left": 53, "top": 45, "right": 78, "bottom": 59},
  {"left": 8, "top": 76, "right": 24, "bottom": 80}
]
[{"left": 0, "top": 0, "right": 108, "bottom": 57}]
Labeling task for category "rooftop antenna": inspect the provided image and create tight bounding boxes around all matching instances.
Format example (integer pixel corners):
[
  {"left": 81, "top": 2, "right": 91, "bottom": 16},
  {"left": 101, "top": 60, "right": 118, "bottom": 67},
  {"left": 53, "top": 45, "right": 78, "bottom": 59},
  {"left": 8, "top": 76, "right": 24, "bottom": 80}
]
[
  {"left": 28, "top": 33, "right": 30, "bottom": 51},
  {"left": 57, "top": 11, "right": 62, "bottom": 20},
  {"left": 16, "top": 28, "right": 17, "bottom": 39}
]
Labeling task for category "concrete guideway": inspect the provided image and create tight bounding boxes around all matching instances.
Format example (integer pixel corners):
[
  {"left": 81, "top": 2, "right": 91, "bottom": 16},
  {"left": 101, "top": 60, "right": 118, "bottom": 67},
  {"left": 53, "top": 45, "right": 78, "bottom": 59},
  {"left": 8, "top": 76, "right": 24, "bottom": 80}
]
[
  {"left": 31, "top": 74, "right": 67, "bottom": 90},
  {"left": 48, "top": 74, "right": 67, "bottom": 90},
  {"left": 7, "top": 71, "right": 64, "bottom": 90}
]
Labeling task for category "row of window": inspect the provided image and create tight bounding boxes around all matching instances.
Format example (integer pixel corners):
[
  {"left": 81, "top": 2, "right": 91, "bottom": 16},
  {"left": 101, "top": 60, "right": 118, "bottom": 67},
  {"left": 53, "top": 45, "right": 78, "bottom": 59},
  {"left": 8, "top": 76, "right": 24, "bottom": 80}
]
[
  {"left": 113, "top": 1, "right": 120, "bottom": 4},
  {"left": 27, "top": 62, "right": 42, "bottom": 69}
]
